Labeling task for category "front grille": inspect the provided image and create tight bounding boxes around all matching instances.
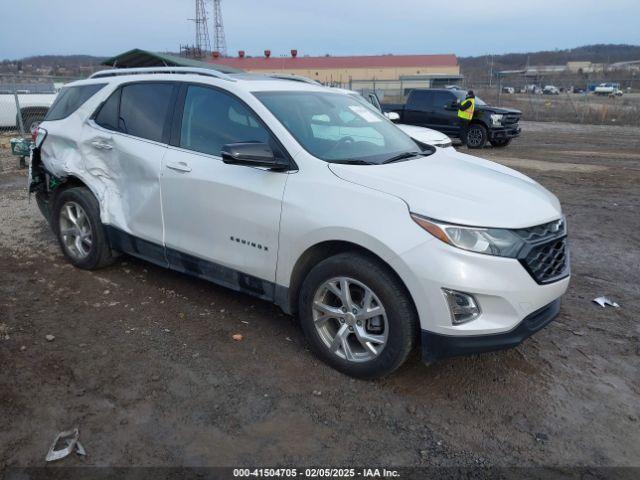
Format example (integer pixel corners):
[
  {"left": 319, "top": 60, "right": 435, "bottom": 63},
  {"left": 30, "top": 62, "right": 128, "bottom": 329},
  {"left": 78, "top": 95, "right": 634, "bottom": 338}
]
[
  {"left": 522, "top": 237, "right": 569, "bottom": 283},
  {"left": 503, "top": 113, "right": 520, "bottom": 125},
  {"left": 515, "top": 218, "right": 569, "bottom": 284},
  {"left": 514, "top": 218, "right": 565, "bottom": 242}
]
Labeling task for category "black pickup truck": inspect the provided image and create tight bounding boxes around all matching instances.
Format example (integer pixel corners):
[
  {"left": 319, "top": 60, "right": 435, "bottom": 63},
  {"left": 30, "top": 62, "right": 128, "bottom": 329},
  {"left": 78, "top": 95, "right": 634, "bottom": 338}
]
[{"left": 383, "top": 88, "right": 521, "bottom": 148}]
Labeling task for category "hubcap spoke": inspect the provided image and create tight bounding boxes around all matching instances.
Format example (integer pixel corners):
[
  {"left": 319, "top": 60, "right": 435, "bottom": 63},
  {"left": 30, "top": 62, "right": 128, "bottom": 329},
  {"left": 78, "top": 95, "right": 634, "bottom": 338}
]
[
  {"left": 59, "top": 201, "right": 93, "bottom": 261},
  {"left": 312, "top": 276, "right": 389, "bottom": 364}
]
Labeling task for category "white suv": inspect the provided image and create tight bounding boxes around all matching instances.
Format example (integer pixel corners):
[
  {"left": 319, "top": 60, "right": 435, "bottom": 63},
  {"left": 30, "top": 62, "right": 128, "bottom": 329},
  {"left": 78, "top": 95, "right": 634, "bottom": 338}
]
[{"left": 30, "top": 67, "right": 570, "bottom": 378}]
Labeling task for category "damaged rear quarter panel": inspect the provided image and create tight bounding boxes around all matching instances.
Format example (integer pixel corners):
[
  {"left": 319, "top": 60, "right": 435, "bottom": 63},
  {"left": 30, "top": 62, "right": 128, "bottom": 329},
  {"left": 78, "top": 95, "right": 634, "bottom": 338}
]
[{"left": 41, "top": 107, "right": 165, "bottom": 244}]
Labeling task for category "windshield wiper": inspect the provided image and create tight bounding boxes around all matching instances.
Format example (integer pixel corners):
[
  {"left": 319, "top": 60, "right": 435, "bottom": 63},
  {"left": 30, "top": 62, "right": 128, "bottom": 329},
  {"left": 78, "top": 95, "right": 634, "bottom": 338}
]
[
  {"left": 382, "top": 151, "right": 424, "bottom": 164},
  {"left": 330, "top": 159, "right": 375, "bottom": 165}
]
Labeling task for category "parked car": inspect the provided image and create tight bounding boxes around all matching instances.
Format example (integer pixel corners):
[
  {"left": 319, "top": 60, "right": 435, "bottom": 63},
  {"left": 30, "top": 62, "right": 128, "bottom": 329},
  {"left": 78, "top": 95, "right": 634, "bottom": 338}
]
[
  {"left": 543, "top": 85, "right": 560, "bottom": 95},
  {"left": 383, "top": 88, "right": 521, "bottom": 148},
  {"left": 29, "top": 67, "right": 569, "bottom": 378},
  {"left": 0, "top": 92, "right": 56, "bottom": 132},
  {"left": 501, "top": 86, "right": 515, "bottom": 94},
  {"left": 345, "top": 90, "right": 453, "bottom": 148}
]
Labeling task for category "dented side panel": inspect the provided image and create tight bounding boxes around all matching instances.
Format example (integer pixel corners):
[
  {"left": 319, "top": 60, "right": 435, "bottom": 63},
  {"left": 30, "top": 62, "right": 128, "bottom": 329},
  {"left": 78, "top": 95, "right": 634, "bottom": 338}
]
[{"left": 40, "top": 111, "right": 166, "bottom": 245}]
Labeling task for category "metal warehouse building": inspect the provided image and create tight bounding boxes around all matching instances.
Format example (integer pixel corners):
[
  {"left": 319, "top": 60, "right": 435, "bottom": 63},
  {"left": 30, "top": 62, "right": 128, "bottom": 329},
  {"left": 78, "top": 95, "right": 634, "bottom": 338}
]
[{"left": 206, "top": 50, "right": 461, "bottom": 86}]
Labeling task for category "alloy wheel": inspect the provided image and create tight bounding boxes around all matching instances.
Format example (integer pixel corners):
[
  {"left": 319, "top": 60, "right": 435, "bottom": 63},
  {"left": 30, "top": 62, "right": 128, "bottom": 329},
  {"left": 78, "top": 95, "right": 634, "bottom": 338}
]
[
  {"left": 59, "top": 201, "right": 93, "bottom": 260},
  {"left": 312, "top": 276, "right": 388, "bottom": 363},
  {"left": 467, "top": 127, "right": 484, "bottom": 147}
]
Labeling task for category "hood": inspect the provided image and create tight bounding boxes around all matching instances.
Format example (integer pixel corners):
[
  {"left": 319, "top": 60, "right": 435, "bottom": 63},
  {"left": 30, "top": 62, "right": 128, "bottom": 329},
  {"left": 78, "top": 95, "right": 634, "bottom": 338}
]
[
  {"left": 477, "top": 105, "right": 521, "bottom": 115},
  {"left": 328, "top": 149, "right": 561, "bottom": 229},
  {"left": 395, "top": 124, "right": 451, "bottom": 146}
]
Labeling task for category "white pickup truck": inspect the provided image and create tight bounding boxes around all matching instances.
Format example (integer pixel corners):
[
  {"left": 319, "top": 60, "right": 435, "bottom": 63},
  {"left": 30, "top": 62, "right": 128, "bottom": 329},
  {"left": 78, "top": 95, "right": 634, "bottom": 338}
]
[
  {"left": 594, "top": 83, "right": 623, "bottom": 97},
  {"left": 0, "top": 93, "right": 56, "bottom": 132}
]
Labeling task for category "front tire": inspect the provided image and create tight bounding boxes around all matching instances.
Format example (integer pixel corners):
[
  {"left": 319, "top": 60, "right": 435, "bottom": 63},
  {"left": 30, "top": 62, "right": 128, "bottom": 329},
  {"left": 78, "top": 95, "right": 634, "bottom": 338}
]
[
  {"left": 53, "top": 187, "right": 115, "bottom": 270},
  {"left": 465, "top": 123, "right": 488, "bottom": 149},
  {"left": 298, "top": 253, "right": 418, "bottom": 379}
]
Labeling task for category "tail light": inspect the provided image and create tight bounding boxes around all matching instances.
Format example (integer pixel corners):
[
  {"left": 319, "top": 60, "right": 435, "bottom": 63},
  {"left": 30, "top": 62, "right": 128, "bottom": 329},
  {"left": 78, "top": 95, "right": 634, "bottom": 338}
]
[{"left": 34, "top": 127, "right": 48, "bottom": 148}]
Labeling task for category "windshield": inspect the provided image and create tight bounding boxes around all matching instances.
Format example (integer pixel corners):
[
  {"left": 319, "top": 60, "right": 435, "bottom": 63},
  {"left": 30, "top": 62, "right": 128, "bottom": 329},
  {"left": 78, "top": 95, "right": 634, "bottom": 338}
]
[
  {"left": 452, "top": 90, "right": 486, "bottom": 106},
  {"left": 255, "top": 91, "right": 423, "bottom": 164}
]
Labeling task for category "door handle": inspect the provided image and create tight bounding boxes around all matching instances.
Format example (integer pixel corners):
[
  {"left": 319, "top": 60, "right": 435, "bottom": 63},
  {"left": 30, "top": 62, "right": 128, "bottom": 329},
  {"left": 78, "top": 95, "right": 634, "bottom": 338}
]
[
  {"left": 166, "top": 161, "right": 192, "bottom": 173},
  {"left": 91, "top": 141, "right": 113, "bottom": 150}
]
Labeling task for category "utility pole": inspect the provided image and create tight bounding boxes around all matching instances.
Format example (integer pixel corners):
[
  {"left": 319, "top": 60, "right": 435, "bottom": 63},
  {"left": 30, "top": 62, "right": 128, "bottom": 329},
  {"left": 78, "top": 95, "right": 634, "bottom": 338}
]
[
  {"left": 488, "top": 55, "right": 494, "bottom": 87},
  {"left": 212, "top": 0, "right": 228, "bottom": 56}
]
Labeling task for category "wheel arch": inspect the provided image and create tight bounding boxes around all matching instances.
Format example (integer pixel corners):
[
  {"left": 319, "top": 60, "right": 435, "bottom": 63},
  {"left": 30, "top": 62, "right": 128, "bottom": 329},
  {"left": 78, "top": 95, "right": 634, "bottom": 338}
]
[{"left": 278, "top": 239, "right": 418, "bottom": 319}]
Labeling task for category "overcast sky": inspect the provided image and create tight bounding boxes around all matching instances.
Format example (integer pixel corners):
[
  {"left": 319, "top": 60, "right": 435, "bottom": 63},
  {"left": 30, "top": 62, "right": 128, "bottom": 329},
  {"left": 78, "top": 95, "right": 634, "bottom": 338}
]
[{"left": 1, "top": 0, "right": 639, "bottom": 60}]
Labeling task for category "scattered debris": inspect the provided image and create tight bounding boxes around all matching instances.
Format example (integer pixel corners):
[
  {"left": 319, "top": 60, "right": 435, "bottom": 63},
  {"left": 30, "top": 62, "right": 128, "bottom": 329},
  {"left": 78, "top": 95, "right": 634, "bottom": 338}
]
[
  {"left": 534, "top": 432, "right": 549, "bottom": 443},
  {"left": 45, "top": 334, "right": 55, "bottom": 342},
  {"left": 20, "top": 345, "right": 27, "bottom": 352},
  {"left": 232, "top": 333, "right": 243, "bottom": 341},
  {"left": 593, "top": 296, "right": 620, "bottom": 308},
  {"left": 45, "top": 427, "right": 86, "bottom": 462},
  {"left": 0, "top": 323, "right": 9, "bottom": 340},
  {"left": 312, "top": 390, "right": 322, "bottom": 396}
]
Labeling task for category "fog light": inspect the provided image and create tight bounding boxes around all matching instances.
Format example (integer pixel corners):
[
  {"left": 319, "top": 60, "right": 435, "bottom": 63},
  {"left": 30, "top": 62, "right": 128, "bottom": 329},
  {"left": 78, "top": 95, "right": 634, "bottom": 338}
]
[{"left": 442, "top": 289, "right": 480, "bottom": 325}]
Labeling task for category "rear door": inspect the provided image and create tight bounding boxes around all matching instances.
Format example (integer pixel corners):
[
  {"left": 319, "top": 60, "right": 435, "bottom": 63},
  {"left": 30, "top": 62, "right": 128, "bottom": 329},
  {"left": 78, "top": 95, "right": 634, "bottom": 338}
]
[
  {"left": 159, "top": 84, "right": 289, "bottom": 296},
  {"left": 87, "top": 81, "right": 177, "bottom": 261}
]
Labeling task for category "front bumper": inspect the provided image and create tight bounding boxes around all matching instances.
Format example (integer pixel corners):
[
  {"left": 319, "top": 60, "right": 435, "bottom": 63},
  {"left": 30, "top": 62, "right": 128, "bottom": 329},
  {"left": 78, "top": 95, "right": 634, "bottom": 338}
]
[
  {"left": 421, "top": 298, "right": 561, "bottom": 362},
  {"left": 490, "top": 125, "right": 521, "bottom": 140}
]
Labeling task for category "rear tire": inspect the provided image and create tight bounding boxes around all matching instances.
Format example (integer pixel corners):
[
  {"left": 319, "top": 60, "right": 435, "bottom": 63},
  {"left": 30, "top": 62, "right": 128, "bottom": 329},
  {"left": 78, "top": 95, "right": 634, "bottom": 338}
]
[
  {"left": 298, "top": 252, "right": 418, "bottom": 379},
  {"left": 490, "top": 138, "right": 511, "bottom": 148},
  {"left": 52, "top": 187, "right": 115, "bottom": 270},
  {"left": 465, "top": 123, "right": 488, "bottom": 149}
]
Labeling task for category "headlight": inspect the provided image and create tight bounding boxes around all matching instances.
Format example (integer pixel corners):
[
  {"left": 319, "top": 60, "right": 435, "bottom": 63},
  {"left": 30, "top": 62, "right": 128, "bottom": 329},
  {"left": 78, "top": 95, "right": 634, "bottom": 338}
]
[
  {"left": 410, "top": 214, "right": 525, "bottom": 257},
  {"left": 490, "top": 113, "right": 503, "bottom": 126}
]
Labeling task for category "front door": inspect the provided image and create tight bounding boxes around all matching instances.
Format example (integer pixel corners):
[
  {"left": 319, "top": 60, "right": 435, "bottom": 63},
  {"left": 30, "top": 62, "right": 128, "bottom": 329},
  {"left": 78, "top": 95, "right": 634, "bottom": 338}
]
[
  {"left": 160, "top": 84, "right": 289, "bottom": 297},
  {"left": 429, "top": 90, "right": 461, "bottom": 135}
]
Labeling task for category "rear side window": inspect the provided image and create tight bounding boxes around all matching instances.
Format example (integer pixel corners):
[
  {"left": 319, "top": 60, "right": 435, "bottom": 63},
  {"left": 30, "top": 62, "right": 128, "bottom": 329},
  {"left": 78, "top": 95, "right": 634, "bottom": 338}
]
[
  {"left": 179, "top": 85, "right": 270, "bottom": 156},
  {"left": 119, "top": 83, "right": 174, "bottom": 142},
  {"left": 95, "top": 82, "right": 174, "bottom": 143},
  {"left": 45, "top": 83, "right": 106, "bottom": 121},
  {"left": 95, "top": 88, "right": 120, "bottom": 131}
]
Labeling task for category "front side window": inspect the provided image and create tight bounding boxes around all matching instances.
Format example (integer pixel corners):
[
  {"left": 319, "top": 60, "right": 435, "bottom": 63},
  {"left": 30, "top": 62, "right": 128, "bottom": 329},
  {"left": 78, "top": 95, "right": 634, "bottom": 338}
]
[
  {"left": 179, "top": 85, "right": 270, "bottom": 157},
  {"left": 409, "top": 90, "right": 433, "bottom": 110},
  {"left": 256, "top": 91, "right": 419, "bottom": 164},
  {"left": 45, "top": 83, "right": 106, "bottom": 121},
  {"left": 432, "top": 91, "right": 456, "bottom": 108}
]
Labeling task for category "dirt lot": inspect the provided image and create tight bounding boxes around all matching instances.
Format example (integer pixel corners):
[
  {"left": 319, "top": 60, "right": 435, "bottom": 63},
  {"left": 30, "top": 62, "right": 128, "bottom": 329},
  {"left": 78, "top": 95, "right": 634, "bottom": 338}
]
[{"left": 1, "top": 122, "right": 639, "bottom": 469}]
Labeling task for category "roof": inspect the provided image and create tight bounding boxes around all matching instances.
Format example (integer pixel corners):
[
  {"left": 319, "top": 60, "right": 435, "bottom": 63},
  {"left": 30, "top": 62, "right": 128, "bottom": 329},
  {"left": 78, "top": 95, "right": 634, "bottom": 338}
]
[
  {"left": 101, "top": 49, "right": 242, "bottom": 73},
  {"left": 206, "top": 54, "right": 458, "bottom": 71}
]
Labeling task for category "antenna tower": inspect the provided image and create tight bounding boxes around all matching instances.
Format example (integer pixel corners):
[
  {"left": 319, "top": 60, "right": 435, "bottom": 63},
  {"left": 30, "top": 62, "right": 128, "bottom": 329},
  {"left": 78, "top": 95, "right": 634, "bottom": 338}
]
[
  {"left": 212, "top": 0, "right": 227, "bottom": 56},
  {"left": 190, "top": 0, "right": 211, "bottom": 56}
]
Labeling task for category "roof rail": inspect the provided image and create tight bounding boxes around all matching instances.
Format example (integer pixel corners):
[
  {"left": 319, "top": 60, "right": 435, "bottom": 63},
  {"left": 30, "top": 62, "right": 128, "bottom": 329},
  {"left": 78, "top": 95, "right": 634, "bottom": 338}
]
[{"left": 89, "top": 66, "right": 236, "bottom": 82}]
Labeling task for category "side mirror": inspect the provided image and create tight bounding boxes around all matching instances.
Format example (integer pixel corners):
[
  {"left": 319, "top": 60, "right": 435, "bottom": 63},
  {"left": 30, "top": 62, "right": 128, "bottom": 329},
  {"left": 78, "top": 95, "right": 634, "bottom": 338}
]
[
  {"left": 446, "top": 101, "right": 459, "bottom": 111},
  {"left": 385, "top": 111, "right": 400, "bottom": 122},
  {"left": 221, "top": 142, "right": 289, "bottom": 170}
]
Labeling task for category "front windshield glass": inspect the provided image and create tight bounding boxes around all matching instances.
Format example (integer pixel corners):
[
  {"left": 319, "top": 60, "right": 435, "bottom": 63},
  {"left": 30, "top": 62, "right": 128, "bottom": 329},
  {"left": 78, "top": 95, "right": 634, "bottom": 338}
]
[
  {"left": 255, "top": 91, "right": 423, "bottom": 164},
  {"left": 452, "top": 89, "right": 486, "bottom": 106}
]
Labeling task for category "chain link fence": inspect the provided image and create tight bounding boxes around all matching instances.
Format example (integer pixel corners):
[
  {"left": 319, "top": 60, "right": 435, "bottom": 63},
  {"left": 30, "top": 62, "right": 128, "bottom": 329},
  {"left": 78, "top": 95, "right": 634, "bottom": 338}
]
[{"left": 0, "top": 74, "right": 77, "bottom": 136}]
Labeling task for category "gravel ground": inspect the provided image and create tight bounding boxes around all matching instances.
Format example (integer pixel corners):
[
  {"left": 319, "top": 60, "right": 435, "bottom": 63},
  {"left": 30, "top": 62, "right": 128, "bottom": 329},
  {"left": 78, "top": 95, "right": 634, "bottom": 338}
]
[{"left": 0, "top": 121, "right": 639, "bottom": 468}]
